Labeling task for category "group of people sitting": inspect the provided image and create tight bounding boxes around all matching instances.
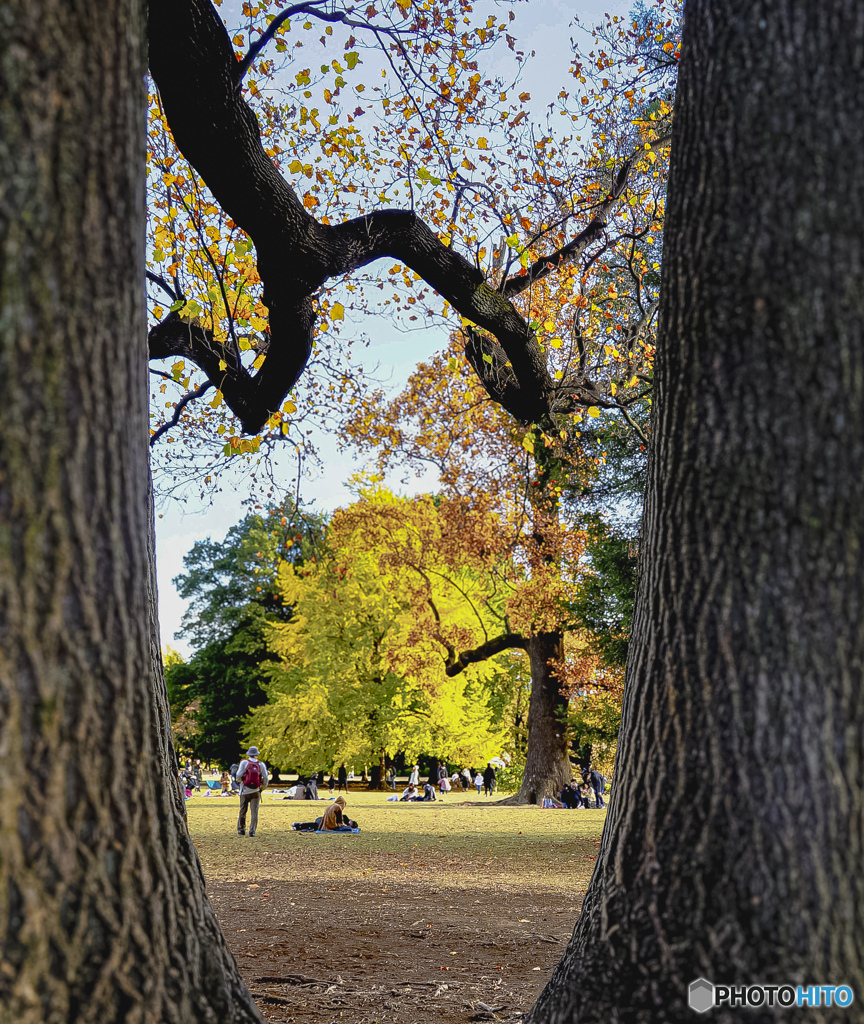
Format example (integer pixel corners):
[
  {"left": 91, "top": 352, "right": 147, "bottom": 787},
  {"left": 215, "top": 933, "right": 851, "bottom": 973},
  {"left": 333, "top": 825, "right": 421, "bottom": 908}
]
[
  {"left": 559, "top": 767, "right": 607, "bottom": 809},
  {"left": 292, "top": 795, "right": 359, "bottom": 832},
  {"left": 399, "top": 782, "right": 438, "bottom": 801}
]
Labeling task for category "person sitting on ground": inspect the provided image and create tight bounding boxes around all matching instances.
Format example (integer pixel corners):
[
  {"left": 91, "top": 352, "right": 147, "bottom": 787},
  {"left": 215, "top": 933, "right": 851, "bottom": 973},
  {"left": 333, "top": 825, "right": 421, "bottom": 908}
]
[
  {"left": 220, "top": 771, "right": 231, "bottom": 795},
  {"left": 401, "top": 783, "right": 418, "bottom": 801},
  {"left": 422, "top": 781, "right": 437, "bottom": 801},
  {"left": 318, "top": 795, "right": 357, "bottom": 831}
]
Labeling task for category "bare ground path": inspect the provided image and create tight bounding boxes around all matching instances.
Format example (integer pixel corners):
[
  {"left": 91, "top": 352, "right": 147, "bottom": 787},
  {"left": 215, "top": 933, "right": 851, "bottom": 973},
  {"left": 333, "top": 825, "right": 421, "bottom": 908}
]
[{"left": 188, "top": 791, "right": 606, "bottom": 1023}]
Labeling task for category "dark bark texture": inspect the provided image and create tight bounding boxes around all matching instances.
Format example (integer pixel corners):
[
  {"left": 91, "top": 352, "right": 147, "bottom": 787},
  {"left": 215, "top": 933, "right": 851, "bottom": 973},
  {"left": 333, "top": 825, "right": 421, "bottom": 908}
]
[
  {"left": 510, "top": 632, "right": 572, "bottom": 805},
  {"left": 529, "top": 2, "right": 864, "bottom": 1021},
  {"left": 0, "top": 3, "right": 263, "bottom": 1021}
]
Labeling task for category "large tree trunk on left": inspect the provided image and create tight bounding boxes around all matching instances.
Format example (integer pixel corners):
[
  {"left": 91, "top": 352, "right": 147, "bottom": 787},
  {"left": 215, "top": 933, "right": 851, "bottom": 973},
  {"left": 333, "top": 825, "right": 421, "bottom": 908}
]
[{"left": 0, "top": 3, "right": 262, "bottom": 1021}]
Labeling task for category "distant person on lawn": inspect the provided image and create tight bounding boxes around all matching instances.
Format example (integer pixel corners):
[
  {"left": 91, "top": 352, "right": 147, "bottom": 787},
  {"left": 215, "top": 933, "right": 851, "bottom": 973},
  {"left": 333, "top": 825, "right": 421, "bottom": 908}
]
[
  {"left": 237, "top": 746, "right": 269, "bottom": 836},
  {"left": 337, "top": 763, "right": 348, "bottom": 793}
]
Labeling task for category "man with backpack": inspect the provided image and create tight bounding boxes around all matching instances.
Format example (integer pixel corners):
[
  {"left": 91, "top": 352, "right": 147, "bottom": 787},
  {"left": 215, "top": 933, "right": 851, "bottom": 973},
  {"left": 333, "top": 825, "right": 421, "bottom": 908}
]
[{"left": 237, "top": 745, "right": 269, "bottom": 836}]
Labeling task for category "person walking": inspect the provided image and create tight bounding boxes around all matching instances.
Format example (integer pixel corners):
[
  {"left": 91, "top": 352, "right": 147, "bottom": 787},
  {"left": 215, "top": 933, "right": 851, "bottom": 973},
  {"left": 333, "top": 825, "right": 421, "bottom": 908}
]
[
  {"left": 588, "top": 765, "right": 606, "bottom": 809},
  {"left": 337, "top": 762, "right": 348, "bottom": 793},
  {"left": 237, "top": 746, "right": 269, "bottom": 837},
  {"left": 474, "top": 771, "right": 483, "bottom": 796}
]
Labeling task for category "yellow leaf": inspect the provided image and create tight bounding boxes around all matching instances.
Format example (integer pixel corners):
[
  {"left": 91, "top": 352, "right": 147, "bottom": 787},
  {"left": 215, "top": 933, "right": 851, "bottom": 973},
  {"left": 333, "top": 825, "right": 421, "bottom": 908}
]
[
  {"left": 331, "top": 302, "right": 345, "bottom": 320},
  {"left": 218, "top": 359, "right": 227, "bottom": 371},
  {"left": 209, "top": 390, "right": 223, "bottom": 409},
  {"left": 587, "top": 406, "right": 600, "bottom": 418},
  {"left": 252, "top": 354, "right": 265, "bottom": 370},
  {"left": 550, "top": 337, "right": 563, "bottom": 349},
  {"left": 477, "top": 137, "right": 488, "bottom": 150}
]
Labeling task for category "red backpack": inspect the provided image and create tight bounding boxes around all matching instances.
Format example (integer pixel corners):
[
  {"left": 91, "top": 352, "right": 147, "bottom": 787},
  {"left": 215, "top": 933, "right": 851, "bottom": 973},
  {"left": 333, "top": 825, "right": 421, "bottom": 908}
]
[{"left": 243, "top": 760, "right": 263, "bottom": 790}]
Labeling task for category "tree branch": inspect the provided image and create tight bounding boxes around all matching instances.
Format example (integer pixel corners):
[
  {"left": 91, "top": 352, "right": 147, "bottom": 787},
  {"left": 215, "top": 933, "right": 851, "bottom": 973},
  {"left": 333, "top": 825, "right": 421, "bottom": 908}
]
[
  {"left": 148, "top": 0, "right": 554, "bottom": 431},
  {"left": 444, "top": 632, "right": 527, "bottom": 677},
  {"left": 501, "top": 135, "right": 672, "bottom": 298},
  {"left": 149, "top": 382, "right": 214, "bottom": 447}
]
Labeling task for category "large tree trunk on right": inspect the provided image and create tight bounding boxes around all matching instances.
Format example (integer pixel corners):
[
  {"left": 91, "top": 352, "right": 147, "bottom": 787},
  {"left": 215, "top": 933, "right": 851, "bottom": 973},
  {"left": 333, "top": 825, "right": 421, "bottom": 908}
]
[
  {"left": 509, "top": 631, "right": 572, "bottom": 804},
  {"left": 529, "top": 2, "right": 864, "bottom": 1021},
  {"left": 0, "top": 3, "right": 262, "bottom": 1021}
]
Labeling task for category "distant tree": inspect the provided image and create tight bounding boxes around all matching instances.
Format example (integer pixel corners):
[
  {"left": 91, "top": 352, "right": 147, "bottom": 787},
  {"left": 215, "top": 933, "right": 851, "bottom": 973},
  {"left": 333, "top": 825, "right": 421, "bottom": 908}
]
[
  {"left": 167, "top": 500, "right": 324, "bottom": 766},
  {"left": 249, "top": 488, "right": 514, "bottom": 776}
]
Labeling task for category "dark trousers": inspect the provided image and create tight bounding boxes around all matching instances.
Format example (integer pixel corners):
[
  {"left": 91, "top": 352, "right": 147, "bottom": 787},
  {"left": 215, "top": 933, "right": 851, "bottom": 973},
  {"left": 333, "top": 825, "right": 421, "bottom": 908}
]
[
  {"left": 238, "top": 792, "right": 260, "bottom": 834},
  {"left": 594, "top": 787, "right": 605, "bottom": 808}
]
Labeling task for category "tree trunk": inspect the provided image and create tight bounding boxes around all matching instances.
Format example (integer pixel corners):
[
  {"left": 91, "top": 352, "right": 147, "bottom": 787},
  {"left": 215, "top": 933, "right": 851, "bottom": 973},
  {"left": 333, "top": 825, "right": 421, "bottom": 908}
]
[
  {"left": 367, "top": 748, "right": 386, "bottom": 790},
  {"left": 509, "top": 631, "right": 572, "bottom": 804},
  {"left": 0, "top": 4, "right": 262, "bottom": 1021},
  {"left": 529, "top": 2, "right": 864, "bottom": 1021}
]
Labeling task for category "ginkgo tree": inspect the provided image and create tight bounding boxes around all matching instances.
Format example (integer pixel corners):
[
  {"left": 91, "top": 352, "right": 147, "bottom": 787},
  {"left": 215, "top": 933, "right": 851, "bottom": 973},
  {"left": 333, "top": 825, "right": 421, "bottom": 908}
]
[{"left": 248, "top": 486, "right": 523, "bottom": 774}]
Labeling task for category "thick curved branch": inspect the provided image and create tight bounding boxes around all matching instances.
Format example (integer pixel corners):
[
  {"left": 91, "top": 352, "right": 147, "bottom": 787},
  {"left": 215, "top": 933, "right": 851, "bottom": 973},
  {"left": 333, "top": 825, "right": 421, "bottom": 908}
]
[
  {"left": 148, "top": 0, "right": 554, "bottom": 432},
  {"left": 444, "top": 632, "right": 527, "bottom": 678},
  {"left": 502, "top": 135, "right": 672, "bottom": 298}
]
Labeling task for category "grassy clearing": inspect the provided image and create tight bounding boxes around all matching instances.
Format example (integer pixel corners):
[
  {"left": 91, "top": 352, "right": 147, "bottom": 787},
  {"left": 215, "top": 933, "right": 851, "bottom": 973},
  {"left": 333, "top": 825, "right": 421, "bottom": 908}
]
[{"left": 187, "top": 789, "right": 606, "bottom": 894}]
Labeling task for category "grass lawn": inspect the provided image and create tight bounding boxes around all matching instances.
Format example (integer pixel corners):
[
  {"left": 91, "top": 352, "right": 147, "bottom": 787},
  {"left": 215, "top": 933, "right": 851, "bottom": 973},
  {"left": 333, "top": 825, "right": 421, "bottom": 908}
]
[{"left": 188, "top": 789, "right": 606, "bottom": 1023}]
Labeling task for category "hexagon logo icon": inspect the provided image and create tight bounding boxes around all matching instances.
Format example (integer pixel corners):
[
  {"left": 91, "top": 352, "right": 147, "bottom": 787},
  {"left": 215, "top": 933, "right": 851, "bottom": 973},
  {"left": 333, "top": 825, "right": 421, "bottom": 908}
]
[{"left": 689, "top": 978, "right": 715, "bottom": 1013}]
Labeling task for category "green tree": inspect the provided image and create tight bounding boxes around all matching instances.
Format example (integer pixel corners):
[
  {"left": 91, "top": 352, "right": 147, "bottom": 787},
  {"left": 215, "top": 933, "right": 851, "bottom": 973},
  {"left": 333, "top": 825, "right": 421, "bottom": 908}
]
[
  {"left": 167, "top": 501, "right": 325, "bottom": 766},
  {"left": 249, "top": 488, "right": 516, "bottom": 776}
]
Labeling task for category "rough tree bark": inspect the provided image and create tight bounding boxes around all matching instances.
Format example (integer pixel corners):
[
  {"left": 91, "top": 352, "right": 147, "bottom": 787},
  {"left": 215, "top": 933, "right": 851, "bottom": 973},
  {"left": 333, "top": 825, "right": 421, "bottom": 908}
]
[
  {"left": 510, "top": 632, "right": 572, "bottom": 805},
  {"left": 0, "top": 3, "right": 263, "bottom": 1022},
  {"left": 528, "top": 1, "right": 864, "bottom": 1021}
]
